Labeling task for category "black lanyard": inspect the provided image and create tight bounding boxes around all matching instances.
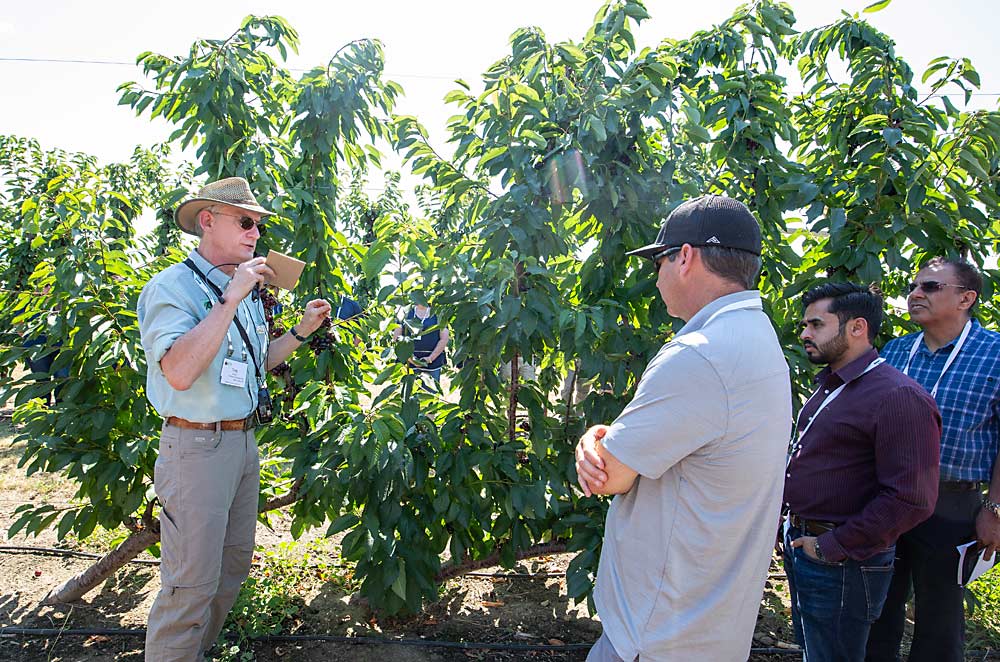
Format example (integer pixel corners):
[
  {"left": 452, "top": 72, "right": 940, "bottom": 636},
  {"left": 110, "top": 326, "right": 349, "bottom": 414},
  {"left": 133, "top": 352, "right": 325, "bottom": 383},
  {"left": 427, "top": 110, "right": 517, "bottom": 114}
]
[{"left": 183, "top": 259, "right": 264, "bottom": 387}]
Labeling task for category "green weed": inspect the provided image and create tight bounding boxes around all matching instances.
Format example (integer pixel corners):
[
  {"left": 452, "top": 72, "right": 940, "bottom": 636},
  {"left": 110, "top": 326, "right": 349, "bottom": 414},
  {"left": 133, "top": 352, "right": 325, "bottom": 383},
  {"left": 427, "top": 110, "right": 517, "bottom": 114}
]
[
  {"left": 967, "top": 569, "right": 1000, "bottom": 650},
  {"left": 212, "top": 540, "right": 355, "bottom": 661}
]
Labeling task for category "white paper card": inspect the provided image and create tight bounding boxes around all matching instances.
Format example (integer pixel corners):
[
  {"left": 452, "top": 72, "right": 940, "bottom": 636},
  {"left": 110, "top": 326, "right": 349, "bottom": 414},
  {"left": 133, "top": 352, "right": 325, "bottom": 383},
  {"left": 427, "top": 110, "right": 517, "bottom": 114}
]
[
  {"left": 220, "top": 358, "right": 248, "bottom": 388},
  {"left": 957, "top": 540, "right": 1000, "bottom": 585}
]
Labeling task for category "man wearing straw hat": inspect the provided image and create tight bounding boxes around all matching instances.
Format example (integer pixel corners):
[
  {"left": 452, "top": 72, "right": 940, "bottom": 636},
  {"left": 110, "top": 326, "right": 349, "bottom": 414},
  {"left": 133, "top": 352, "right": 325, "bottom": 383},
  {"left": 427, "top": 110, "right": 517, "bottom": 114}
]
[{"left": 137, "top": 177, "right": 331, "bottom": 660}]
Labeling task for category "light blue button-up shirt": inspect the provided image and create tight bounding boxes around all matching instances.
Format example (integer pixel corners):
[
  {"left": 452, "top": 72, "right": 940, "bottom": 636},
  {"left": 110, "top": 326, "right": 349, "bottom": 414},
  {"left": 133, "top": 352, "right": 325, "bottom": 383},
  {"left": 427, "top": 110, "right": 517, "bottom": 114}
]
[{"left": 137, "top": 249, "right": 269, "bottom": 422}]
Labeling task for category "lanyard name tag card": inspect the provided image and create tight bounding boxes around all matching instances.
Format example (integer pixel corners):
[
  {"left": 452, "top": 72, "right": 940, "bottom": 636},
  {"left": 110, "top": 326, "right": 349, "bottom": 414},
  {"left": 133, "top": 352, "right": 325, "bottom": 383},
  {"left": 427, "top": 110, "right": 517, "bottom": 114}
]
[{"left": 220, "top": 358, "right": 249, "bottom": 387}]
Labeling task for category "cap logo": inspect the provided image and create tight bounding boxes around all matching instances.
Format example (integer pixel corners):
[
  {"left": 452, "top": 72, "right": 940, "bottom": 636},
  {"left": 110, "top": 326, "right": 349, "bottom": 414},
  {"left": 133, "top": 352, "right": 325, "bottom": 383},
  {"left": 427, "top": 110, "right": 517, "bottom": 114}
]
[{"left": 706, "top": 235, "right": 721, "bottom": 244}]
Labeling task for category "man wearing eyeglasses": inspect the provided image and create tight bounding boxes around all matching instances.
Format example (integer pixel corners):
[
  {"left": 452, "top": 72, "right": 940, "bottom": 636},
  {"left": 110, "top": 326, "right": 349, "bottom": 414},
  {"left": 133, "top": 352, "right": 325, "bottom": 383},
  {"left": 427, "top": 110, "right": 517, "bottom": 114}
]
[
  {"left": 867, "top": 257, "right": 1000, "bottom": 662},
  {"left": 137, "top": 177, "right": 332, "bottom": 661},
  {"left": 575, "top": 195, "right": 792, "bottom": 661}
]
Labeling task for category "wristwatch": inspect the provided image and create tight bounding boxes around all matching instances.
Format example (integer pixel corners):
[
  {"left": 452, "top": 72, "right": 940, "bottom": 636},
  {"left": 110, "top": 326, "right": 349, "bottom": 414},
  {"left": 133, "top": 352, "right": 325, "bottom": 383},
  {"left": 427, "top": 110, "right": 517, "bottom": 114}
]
[
  {"left": 983, "top": 496, "right": 1000, "bottom": 519},
  {"left": 289, "top": 326, "right": 309, "bottom": 342},
  {"left": 813, "top": 538, "right": 826, "bottom": 562}
]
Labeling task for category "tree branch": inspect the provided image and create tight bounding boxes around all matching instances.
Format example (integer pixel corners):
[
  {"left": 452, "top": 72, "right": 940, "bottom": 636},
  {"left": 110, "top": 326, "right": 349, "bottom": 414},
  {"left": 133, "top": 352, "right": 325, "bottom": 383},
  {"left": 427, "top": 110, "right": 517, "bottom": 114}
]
[
  {"left": 43, "top": 481, "right": 304, "bottom": 605},
  {"left": 435, "top": 542, "right": 567, "bottom": 584}
]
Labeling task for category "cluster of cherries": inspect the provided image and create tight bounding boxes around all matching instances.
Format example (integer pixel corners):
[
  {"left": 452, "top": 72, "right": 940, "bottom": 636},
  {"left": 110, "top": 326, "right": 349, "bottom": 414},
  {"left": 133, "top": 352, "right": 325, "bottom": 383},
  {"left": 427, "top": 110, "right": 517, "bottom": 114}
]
[
  {"left": 259, "top": 287, "right": 292, "bottom": 377},
  {"left": 260, "top": 285, "right": 336, "bottom": 363},
  {"left": 308, "top": 316, "right": 336, "bottom": 355}
]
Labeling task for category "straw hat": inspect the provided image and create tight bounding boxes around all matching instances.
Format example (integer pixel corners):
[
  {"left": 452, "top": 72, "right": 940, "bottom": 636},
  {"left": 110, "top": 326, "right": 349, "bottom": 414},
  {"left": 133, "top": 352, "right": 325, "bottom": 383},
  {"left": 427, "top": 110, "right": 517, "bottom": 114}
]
[{"left": 174, "top": 177, "right": 273, "bottom": 235}]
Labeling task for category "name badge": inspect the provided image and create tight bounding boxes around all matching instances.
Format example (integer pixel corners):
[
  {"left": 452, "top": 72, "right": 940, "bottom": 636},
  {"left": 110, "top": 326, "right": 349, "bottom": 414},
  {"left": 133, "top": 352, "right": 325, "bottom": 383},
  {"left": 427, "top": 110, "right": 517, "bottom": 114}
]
[{"left": 220, "top": 358, "right": 248, "bottom": 387}]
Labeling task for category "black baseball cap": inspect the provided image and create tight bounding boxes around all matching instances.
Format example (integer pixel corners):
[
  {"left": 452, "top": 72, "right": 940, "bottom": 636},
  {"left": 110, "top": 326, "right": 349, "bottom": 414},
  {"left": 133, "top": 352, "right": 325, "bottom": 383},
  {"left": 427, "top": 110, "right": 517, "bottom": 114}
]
[{"left": 626, "top": 195, "right": 762, "bottom": 259}]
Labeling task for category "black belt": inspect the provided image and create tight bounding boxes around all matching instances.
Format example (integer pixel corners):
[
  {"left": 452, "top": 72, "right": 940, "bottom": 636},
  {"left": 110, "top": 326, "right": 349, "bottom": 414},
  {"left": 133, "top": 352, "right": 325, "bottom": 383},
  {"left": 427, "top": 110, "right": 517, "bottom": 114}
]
[
  {"left": 940, "top": 480, "right": 985, "bottom": 492},
  {"left": 787, "top": 513, "right": 838, "bottom": 537}
]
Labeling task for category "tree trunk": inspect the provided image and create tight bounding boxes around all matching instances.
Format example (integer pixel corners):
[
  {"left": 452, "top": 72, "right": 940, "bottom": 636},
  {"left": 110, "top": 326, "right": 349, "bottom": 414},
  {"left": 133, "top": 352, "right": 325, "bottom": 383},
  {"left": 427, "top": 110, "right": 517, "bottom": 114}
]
[
  {"left": 43, "top": 478, "right": 305, "bottom": 605},
  {"left": 435, "top": 542, "right": 566, "bottom": 583},
  {"left": 43, "top": 527, "right": 160, "bottom": 605},
  {"left": 507, "top": 349, "right": 520, "bottom": 444}
]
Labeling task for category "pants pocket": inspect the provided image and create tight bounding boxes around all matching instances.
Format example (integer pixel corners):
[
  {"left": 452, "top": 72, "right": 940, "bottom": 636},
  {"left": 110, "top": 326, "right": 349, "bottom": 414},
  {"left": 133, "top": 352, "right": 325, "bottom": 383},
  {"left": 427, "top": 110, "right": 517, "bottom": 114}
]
[
  {"left": 180, "top": 430, "right": 223, "bottom": 459},
  {"left": 861, "top": 562, "right": 895, "bottom": 622},
  {"left": 793, "top": 546, "right": 845, "bottom": 617}
]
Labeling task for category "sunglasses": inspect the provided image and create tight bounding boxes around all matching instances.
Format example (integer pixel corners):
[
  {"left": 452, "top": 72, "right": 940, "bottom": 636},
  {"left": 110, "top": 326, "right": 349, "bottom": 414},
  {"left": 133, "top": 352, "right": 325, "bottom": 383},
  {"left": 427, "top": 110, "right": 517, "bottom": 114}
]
[
  {"left": 212, "top": 210, "right": 267, "bottom": 236},
  {"left": 651, "top": 247, "right": 681, "bottom": 270},
  {"left": 907, "top": 280, "right": 969, "bottom": 294}
]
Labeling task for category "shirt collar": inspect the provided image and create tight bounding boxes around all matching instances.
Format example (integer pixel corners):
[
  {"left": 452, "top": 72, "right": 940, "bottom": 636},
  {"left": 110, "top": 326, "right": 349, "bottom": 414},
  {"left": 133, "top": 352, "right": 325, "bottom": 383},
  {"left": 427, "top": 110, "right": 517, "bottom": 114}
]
[
  {"left": 187, "top": 249, "right": 232, "bottom": 294},
  {"left": 919, "top": 318, "right": 980, "bottom": 354},
  {"left": 830, "top": 347, "right": 880, "bottom": 383},
  {"left": 680, "top": 290, "right": 761, "bottom": 335}
]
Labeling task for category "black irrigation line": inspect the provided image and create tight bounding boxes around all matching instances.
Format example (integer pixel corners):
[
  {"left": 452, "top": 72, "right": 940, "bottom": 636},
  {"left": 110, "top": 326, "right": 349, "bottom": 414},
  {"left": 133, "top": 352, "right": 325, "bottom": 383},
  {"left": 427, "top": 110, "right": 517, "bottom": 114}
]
[
  {"left": 4, "top": 628, "right": 998, "bottom": 658},
  {"left": 0, "top": 545, "right": 160, "bottom": 565},
  {"left": 3, "top": 628, "right": 999, "bottom": 658},
  {"left": 0, "top": 626, "right": 780, "bottom": 654}
]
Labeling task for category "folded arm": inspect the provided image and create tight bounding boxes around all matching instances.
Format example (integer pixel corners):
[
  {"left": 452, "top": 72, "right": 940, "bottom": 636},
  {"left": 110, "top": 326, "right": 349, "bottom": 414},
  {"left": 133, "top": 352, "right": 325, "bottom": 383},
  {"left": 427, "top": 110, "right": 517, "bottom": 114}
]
[{"left": 575, "top": 425, "right": 639, "bottom": 496}]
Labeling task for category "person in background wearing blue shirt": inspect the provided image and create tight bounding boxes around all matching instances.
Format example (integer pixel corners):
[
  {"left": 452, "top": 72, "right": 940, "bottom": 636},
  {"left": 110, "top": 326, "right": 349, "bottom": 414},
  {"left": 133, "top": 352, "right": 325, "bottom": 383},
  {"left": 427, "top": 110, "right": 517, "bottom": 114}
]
[
  {"left": 392, "top": 298, "right": 448, "bottom": 383},
  {"left": 867, "top": 257, "right": 1000, "bottom": 662}
]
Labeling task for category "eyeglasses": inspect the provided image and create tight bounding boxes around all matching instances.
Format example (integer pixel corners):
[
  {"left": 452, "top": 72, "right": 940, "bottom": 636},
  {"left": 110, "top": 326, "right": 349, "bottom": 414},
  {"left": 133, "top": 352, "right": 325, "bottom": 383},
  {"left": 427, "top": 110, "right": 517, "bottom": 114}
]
[
  {"left": 907, "top": 280, "right": 970, "bottom": 294},
  {"left": 211, "top": 210, "right": 267, "bottom": 236},
  {"left": 652, "top": 247, "right": 681, "bottom": 271}
]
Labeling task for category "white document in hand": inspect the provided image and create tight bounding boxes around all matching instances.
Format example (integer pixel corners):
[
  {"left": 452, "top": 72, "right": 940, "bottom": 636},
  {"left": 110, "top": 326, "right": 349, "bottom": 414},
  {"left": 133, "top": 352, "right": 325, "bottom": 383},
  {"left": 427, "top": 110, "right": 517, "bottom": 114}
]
[{"left": 957, "top": 541, "right": 1000, "bottom": 585}]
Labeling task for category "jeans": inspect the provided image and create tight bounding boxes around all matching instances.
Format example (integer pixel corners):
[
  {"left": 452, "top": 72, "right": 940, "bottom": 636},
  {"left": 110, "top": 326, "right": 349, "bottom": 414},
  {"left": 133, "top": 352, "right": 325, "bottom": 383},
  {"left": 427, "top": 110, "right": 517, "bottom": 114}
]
[
  {"left": 865, "top": 489, "right": 980, "bottom": 662},
  {"left": 784, "top": 525, "right": 895, "bottom": 662},
  {"left": 419, "top": 367, "right": 442, "bottom": 382}
]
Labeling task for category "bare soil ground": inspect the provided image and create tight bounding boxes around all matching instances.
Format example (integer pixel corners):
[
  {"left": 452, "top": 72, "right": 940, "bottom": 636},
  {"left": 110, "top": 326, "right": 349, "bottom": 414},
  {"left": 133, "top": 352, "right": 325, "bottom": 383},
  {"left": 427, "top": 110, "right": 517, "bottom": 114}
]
[{"left": 0, "top": 416, "right": 822, "bottom": 661}]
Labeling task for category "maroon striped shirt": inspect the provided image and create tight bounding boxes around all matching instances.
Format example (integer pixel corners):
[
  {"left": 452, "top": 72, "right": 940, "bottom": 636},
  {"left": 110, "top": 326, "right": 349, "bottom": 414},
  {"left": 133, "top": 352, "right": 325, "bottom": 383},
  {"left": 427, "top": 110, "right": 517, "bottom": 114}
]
[{"left": 783, "top": 348, "right": 941, "bottom": 562}]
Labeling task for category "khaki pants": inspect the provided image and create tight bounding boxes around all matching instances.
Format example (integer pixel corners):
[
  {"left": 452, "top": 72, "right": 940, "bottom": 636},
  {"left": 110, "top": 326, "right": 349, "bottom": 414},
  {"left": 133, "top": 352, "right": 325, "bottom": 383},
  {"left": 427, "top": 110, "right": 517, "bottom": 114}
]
[{"left": 145, "top": 424, "right": 260, "bottom": 662}]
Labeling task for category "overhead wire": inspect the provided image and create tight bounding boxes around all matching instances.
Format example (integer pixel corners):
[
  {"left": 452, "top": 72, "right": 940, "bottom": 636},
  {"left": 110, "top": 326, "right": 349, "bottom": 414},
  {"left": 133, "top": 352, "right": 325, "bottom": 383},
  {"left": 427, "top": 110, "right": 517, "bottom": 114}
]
[
  {"left": 1, "top": 56, "right": 999, "bottom": 96},
  {"left": 0, "top": 57, "right": 458, "bottom": 80}
]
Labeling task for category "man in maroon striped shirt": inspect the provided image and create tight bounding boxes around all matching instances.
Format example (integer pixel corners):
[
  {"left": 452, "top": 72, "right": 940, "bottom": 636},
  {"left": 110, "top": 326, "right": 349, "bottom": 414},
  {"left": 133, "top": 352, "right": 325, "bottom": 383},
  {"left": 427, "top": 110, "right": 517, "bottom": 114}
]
[{"left": 783, "top": 282, "right": 941, "bottom": 662}]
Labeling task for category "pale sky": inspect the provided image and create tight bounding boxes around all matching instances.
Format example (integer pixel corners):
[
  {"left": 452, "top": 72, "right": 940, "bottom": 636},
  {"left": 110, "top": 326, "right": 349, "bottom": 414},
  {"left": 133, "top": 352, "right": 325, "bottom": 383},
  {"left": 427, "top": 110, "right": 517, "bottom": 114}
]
[{"left": 2, "top": 0, "right": 997, "bottom": 171}]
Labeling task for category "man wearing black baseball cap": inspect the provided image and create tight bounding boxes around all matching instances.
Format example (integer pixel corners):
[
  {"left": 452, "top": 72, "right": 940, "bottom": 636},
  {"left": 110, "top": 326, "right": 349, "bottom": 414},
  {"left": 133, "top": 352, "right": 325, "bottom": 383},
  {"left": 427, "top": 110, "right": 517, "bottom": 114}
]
[{"left": 576, "top": 195, "right": 792, "bottom": 661}]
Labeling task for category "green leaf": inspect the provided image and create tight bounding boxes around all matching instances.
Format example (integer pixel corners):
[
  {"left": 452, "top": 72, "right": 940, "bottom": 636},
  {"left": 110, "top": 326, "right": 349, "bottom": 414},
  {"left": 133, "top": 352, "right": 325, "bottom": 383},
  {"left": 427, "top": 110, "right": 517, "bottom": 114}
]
[
  {"left": 623, "top": 2, "right": 650, "bottom": 20},
  {"left": 390, "top": 559, "right": 407, "bottom": 599},
  {"left": 829, "top": 208, "right": 847, "bottom": 235},
  {"left": 555, "top": 44, "right": 587, "bottom": 64},
  {"left": 863, "top": 0, "right": 892, "bottom": 13},
  {"left": 882, "top": 127, "right": 902, "bottom": 147},
  {"left": 520, "top": 129, "right": 547, "bottom": 149},
  {"left": 327, "top": 514, "right": 360, "bottom": 536}
]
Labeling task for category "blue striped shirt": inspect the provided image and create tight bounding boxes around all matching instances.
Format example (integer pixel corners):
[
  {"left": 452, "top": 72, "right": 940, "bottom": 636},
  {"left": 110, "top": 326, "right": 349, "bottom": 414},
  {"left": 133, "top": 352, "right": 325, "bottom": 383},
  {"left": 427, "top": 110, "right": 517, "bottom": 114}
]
[{"left": 881, "top": 319, "right": 1000, "bottom": 481}]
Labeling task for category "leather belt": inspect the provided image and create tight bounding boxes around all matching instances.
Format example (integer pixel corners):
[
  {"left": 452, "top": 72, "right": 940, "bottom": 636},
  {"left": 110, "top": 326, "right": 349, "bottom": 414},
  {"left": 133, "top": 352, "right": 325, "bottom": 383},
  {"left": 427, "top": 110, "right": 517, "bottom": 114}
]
[
  {"left": 787, "top": 513, "right": 838, "bottom": 537},
  {"left": 165, "top": 416, "right": 255, "bottom": 431},
  {"left": 939, "top": 480, "right": 984, "bottom": 492}
]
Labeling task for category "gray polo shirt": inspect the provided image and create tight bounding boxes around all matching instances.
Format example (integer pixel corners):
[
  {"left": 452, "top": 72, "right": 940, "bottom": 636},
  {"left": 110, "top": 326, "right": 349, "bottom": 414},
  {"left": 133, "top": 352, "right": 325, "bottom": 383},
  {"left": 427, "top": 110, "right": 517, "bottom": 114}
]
[
  {"left": 137, "top": 250, "right": 268, "bottom": 422},
  {"left": 595, "top": 290, "right": 792, "bottom": 661}
]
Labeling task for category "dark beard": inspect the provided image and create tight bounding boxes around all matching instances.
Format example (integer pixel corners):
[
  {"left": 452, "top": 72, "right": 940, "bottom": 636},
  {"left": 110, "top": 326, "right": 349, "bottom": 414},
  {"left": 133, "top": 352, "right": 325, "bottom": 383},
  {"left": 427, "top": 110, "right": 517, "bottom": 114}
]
[{"left": 805, "top": 329, "right": 849, "bottom": 366}]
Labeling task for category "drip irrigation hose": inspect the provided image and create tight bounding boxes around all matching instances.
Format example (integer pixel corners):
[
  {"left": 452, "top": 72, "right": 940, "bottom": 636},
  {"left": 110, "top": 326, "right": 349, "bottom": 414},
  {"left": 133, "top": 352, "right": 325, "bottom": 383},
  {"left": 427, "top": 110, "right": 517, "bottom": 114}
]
[
  {"left": 0, "top": 545, "right": 160, "bottom": 565},
  {"left": 3, "top": 627, "right": 998, "bottom": 658},
  {"left": 0, "top": 626, "right": 803, "bottom": 655}
]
